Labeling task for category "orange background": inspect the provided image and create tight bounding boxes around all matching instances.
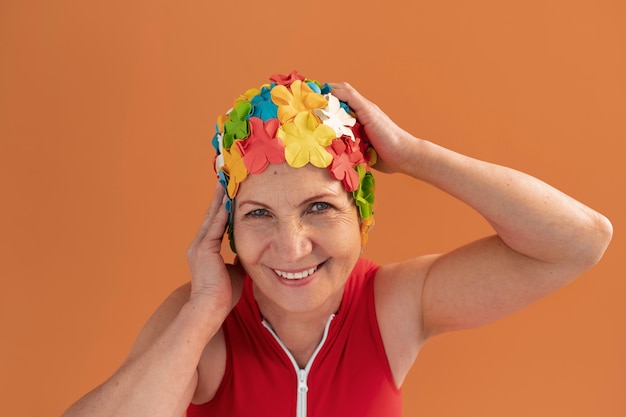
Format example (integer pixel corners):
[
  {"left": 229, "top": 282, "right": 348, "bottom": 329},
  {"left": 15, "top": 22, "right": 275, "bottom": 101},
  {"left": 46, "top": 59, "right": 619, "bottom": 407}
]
[{"left": 1, "top": 0, "right": 624, "bottom": 416}]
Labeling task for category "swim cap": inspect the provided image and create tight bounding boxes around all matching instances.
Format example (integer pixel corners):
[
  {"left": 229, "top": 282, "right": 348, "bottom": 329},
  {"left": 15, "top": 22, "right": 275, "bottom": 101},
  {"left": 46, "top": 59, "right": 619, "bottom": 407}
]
[{"left": 212, "top": 71, "right": 376, "bottom": 251}]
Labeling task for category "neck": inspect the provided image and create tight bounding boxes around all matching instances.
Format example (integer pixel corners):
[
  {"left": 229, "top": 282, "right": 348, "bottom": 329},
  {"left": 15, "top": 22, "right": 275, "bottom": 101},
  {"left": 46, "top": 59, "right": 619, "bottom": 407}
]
[{"left": 253, "top": 286, "right": 342, "bottom": 367}]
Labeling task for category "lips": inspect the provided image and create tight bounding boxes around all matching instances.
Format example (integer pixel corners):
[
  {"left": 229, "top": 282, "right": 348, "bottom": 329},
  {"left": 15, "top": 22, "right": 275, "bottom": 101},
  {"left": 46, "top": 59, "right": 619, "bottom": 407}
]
[{"left": 273, "top": 265, "right": 319, "bottom": 280}]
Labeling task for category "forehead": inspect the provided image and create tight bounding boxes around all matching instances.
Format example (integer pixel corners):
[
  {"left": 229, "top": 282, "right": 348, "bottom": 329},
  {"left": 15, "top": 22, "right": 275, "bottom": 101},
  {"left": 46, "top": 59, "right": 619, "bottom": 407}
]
[{"left": 236, "top": 163, "right": 347, "bottom": 202}]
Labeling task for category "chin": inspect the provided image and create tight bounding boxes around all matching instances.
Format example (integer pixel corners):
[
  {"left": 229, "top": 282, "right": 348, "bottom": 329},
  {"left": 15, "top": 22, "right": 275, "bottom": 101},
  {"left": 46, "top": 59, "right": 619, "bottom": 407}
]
[{"left": 253, "top": 271, "right": 346, "bottom": 315}]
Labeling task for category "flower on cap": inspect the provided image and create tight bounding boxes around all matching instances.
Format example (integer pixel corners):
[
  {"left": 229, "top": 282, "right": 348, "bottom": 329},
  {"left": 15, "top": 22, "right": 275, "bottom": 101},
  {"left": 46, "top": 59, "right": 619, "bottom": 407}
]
[
  {"left": 271, "top": 80, "right": 328, "bottom": 123},
  {"left": 306, "top": 81, "right": 322, "bottom": 94},
  {"left": 320, "top": 83, "right": 332, "bottom": 94},
  {"left": 217, "top": 170, "right": 229, "bottom": 196},
  {"left": 216, "top": 170, "right": 236, "bottom": 251},
  {"left": 216, "top": 113, "right": 229, "bottom": 134},
  {"left": 270, "top": 71, "right": 305, "bottom": 87},
  {"left": 213, "top": 72, "right": 379, "bottom": 251},
  {"left": 353, "top": 164, "right": 375, "bottom": 219},
  {"left": 233, "top": 87, "right": 261, "bottom": 107},
  {"left": 277, "top": 111, "right": 336, "bottom": 168},
  {"left": 223, "top": 101, "right": 252, "bottom": 149},
  {"left": 359, "top": 215, "right": 374, "bottom": 246},
  {"left": 238, "top": 117, "right": 285, "bottom": 174},
  {"left": 212, "top": 130, "right": 222, "bottom": 154},
  {"left": 250, "top": 85, "right": 278, "bottom": 120},
  {"left": 326, "top": 138, "right": 364, "bottom": 191},
  {"left": 221, "top": 141, "right": 248, "bottom": 198},
  {"left": 352, "top": 121, "right": 377, "bottom": 166},
  {"left": 214, "top": 150, "right": 225, "bottom": 174},
  {"left": 314, "top": 94, "right": 357, "bottom": 140}
]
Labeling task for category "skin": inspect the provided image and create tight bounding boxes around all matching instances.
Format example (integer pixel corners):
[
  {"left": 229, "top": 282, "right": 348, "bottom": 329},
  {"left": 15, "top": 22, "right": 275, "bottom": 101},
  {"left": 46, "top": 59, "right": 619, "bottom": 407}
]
[
  {"left": 61, "top": 83, "right": 613, "bottom": 417},
  {"left": 233, "top": 163, "right": 362, "bottom": 366}
]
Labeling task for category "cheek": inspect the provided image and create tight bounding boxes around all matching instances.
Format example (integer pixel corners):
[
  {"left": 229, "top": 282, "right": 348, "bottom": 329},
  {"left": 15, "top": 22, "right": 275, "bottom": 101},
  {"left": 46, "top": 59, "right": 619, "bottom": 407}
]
[
  {"left": 232, "top": 221, "right": 269, "bottom": 258},
  {"left": 316, "top": 217, "right": 362, "bottom": 253}
]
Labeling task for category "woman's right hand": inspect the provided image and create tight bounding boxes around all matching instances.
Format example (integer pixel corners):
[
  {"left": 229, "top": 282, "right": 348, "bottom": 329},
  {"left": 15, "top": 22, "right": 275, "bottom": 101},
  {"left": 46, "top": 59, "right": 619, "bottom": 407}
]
[
  {"left": 61, "top": 185, "right": 244, "bottom": 417},
  {"left": 186, "top": 185, "right": 244, "bottom": 319}
]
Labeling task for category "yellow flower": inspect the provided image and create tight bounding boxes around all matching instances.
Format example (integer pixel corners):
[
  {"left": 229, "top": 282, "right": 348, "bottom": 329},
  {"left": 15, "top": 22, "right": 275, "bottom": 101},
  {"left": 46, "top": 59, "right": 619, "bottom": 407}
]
[
  {"left": 233, "top": 87, "right": 260, "bottom": 107},
  {"left": 277, "top": 111, "right": 336, "bottom": 168},
  {"left": 270, "top": 80, "right": 328, "bottom": 123}
]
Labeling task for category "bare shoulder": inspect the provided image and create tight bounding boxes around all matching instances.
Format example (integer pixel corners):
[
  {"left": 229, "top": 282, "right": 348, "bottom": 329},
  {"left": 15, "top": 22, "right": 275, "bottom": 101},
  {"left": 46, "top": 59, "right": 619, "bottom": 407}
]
[
  {"left": 374, "top": 255, "right": 440, "bottom": 337},
  {"left": 374, "top": 254, "right": 440, "bottom": 387}
]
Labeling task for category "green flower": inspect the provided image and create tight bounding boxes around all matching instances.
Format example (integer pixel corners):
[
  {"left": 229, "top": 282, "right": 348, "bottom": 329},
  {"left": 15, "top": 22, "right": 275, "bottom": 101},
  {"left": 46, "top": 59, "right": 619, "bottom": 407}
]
[
  {"left": 223, "top": 101, "right": 252, "bottom": 149},
  {"left": 353, "top": 164, "right": 375, "bottom": 219}
]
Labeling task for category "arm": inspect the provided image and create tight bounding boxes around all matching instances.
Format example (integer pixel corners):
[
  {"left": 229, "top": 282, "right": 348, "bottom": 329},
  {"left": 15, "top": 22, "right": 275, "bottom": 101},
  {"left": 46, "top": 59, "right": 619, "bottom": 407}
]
[
  {"left": 330, "top": 83, "right": 613, "bottom": 383},
  {"left": 400, "top": 138, "right": 612, "bottom": 334},
  {"left": 61, "top": 186, "right": 243, "bottom": 417}
]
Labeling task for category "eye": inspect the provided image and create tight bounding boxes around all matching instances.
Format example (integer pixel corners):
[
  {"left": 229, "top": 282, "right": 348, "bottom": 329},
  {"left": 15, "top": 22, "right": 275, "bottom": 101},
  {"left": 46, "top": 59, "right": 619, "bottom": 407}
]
[
  {"left": 310, "top": 202, "right": 331, "bottom": 212},
  {"left": 246, "top": 208, "right": 270, "bottom": 217}
]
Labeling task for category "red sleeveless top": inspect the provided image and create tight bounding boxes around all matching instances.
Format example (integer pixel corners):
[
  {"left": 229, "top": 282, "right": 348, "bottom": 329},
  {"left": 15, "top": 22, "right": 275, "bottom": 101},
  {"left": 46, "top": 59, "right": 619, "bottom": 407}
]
[{"left": 187, "top": 258, "right": 402, "bottom": 417}]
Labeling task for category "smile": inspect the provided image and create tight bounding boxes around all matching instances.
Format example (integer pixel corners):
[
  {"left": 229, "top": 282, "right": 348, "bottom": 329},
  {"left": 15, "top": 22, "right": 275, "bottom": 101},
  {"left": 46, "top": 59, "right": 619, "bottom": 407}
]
[{"left": 273, "top": 265, "right": 319, "bottom": 280}]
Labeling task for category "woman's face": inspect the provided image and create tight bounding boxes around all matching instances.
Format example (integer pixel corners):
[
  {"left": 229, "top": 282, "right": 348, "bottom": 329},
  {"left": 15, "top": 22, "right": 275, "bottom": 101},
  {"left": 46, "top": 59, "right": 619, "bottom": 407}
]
[{"left": 233, "top": 163, "right": 362, "bottom": 316}]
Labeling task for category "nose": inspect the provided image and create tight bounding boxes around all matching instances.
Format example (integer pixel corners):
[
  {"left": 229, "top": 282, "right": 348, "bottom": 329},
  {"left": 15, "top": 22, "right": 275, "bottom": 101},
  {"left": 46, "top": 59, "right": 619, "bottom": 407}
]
[{"left": 271, "top": 217, "right": 313, "bottom": 262}]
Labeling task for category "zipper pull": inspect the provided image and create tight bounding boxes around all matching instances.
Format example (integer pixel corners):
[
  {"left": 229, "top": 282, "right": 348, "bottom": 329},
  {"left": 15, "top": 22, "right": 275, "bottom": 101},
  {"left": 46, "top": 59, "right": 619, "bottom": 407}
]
[
  {"left": 297, "top": 369, "right": 309, "bottom": 417},
  {"left": 298, "top": 369, "right": 308, "bottom": 394}
]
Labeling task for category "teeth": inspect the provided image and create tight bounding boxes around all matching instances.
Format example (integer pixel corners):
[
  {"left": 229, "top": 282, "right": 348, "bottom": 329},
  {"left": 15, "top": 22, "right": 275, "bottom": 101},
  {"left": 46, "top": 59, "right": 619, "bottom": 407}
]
[{"left": 274, "top": 266, "right": 318, "bottom": 280}]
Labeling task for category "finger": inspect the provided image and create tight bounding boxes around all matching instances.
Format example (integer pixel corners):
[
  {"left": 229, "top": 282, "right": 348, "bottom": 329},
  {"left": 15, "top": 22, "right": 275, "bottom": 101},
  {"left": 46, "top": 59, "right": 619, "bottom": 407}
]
[
  {"left": 327, "top": 82, "right": 358, "bottom": 103},
  {"left": 201, "top": 192, "right": 231, "bottom": 244},
  {"left": 328, "top": 82, "right": 376, "bottom": 121},
  {"left": 193, "top": 184, "right": 227, "bottom": 243}
]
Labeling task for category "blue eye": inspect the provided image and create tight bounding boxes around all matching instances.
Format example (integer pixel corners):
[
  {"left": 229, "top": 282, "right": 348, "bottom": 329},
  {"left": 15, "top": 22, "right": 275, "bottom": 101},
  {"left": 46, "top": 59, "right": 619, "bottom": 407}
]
[
  {"left": 247, "top": 208, "right": 269, "bottom": 217},
  {"left": 310, "top": 202, "right": 330, "bottom": 212}
]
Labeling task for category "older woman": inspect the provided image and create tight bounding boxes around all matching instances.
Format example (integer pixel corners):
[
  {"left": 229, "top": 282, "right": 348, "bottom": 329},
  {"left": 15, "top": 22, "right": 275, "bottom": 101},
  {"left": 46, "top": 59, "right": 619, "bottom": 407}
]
[{"left": 62, "top": 72, "right": 612, "bottom": 417}]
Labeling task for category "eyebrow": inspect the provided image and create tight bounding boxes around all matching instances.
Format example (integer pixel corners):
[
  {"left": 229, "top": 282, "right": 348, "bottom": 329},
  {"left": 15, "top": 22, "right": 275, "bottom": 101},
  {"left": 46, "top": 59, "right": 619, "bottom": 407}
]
[{"left": 237, "top": 192, "right": 345, "bottom": 210}]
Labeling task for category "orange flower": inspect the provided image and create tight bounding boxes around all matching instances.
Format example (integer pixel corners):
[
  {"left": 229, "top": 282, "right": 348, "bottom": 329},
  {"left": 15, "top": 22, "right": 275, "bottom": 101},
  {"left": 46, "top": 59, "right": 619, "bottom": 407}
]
[{"left": 221, "top": 140, "right": 248, "bottom": 198}]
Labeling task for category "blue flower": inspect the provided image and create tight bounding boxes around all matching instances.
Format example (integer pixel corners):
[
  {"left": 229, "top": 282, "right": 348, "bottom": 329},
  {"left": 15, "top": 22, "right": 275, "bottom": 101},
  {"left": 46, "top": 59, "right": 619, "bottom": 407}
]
[
  {"left": 306, "top": 81, "right": 322, "bottom": 94},
  {"left": 211, "top": 131, "right": 221, "bottom": 154},
  {"left": 250, "top": 86, "right": 278, "bottom": 120}
]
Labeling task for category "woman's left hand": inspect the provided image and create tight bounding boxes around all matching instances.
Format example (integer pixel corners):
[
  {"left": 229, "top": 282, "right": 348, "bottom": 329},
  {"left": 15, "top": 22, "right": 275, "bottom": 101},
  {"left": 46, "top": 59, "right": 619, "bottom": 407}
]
[{"left": 329, "top": 82, "right": 415, "bottom": 174}]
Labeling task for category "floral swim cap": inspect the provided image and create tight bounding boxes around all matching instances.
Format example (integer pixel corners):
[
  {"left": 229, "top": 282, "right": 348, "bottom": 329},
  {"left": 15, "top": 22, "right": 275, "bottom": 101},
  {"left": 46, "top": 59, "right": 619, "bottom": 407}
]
[{"left": 213, "top": 71, "right": 376, "bottom": 251}]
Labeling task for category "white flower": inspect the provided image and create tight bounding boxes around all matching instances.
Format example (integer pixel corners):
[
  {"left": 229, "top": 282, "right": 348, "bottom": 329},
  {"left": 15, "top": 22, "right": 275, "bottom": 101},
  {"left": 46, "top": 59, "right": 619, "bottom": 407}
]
[
  {"left": 214, "top": 132, "right": 225, "bottom": 172},
  {"left": 314, "top": 94, "right": 356, "bottom": 141}
]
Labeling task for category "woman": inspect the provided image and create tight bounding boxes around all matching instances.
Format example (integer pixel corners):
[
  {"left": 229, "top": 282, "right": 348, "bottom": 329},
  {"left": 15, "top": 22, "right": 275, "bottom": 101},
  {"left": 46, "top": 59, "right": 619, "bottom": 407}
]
[{"left": 61, "top": 72, "right": 612, "bottom": 417}]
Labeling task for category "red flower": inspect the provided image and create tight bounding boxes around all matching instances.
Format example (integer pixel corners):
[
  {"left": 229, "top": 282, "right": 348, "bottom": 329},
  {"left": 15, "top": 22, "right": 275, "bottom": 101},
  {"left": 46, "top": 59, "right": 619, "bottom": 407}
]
[
  {"left": 269, "top": 70, "right": 305, "bottom": 87},
  {"left": 351, "top": 121, "right": 377, "bottom": 166},
  {"left": 238, "top": 117, "right": 285, "bottom": 174},
  {"left": 326, "top": 138, "right": 364, "bottom": 191}
]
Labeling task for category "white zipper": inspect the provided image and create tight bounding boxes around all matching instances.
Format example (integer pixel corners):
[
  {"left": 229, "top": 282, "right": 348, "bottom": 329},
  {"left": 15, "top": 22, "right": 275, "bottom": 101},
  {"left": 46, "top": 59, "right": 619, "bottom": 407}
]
[{"left": 262, "top": 314, "right": 335, "bottom": 417}]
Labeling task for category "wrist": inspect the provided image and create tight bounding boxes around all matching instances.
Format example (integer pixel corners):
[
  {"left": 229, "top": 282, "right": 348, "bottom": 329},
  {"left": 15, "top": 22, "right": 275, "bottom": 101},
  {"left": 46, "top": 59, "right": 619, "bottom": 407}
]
[
  {"left": 177, "top": 300, "right": 228, "bottom": 345},
  {"left": 393, "top": 133, "right": 431, "bottom": 178}
]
